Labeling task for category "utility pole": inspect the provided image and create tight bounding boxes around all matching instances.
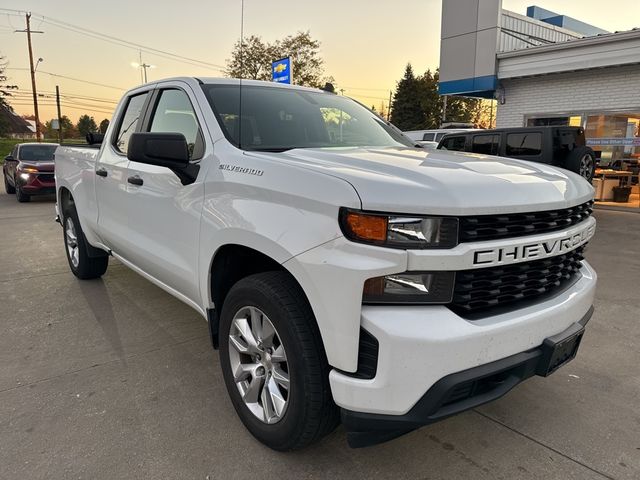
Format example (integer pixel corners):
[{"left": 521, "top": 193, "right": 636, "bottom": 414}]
[
  {"left": 55, "top": 85, "right": 63, "bottom": 144},
  {"left": 139, "top": 51, "right": 152, "bottom": 83},
  {"left": 16, "top": 13, "right": 44, "bottom": 141},
  {"left": 387, "top": 90, "right": 392, "bottom": 121}
]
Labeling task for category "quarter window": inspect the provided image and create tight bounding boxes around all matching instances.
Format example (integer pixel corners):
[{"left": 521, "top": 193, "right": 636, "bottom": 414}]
[
  {"left": 441, "top": 135, "right": 466, "bottom": 151},
  {"left": 149, "top": 89, "right": 202, "bottom": 159},
  {"left": 114, "top": 92, "right": 149, "bottom": 154},
  {"left": 506, "top": 132, "right": 542, "bottom": 156},
  {"left": 472, "top": 135, "right": 499, "bottom": 155}
]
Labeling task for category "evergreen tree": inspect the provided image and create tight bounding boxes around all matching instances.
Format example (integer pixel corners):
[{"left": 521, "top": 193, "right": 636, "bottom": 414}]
[
  {"left": 390, "top": 64, "right": 424, "bottom": 130},
  {"left": 77, "top": 115, "right": 98, "bottom": 137},
  {"left": 99, "top": 118, "right": 110, "bottom": 134}
]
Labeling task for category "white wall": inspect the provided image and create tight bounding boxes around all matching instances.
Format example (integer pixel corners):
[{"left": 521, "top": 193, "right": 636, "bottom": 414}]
[{"left": 495, "top": 65, "right": 640, "bottom": 127}]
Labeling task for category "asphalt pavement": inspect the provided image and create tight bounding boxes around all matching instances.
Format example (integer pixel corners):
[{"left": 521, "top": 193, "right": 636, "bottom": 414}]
[{"left": 0, "top": 190, "right": 638, "bottom": 479}]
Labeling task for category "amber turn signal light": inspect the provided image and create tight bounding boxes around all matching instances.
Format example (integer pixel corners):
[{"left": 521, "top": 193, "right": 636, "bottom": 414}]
[{"left": 343, "top": 211, "right": 388, "bottom": 242}]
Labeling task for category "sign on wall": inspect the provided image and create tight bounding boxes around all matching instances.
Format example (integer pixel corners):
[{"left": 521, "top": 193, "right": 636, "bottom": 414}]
[{"left": 272, "top": 57, "right": 292, "bottom": 84}]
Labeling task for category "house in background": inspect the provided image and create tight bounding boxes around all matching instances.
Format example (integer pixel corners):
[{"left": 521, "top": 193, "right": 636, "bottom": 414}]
[{"left": 0, "top": 103, "right": 37, "bottom": 139}]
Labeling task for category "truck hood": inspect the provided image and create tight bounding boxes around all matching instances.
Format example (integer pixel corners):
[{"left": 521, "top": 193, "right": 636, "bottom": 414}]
[{"left": 247, "top": 147, "right": 594, "bottom": 215}]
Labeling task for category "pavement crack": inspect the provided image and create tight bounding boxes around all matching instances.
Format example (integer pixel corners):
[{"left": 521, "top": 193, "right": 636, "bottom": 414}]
[{"left": 473, "top": 410, "right": 617, "bottom": 480}]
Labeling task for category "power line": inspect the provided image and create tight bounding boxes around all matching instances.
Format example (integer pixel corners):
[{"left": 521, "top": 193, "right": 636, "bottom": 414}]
[
  {"left": 0, "top": 9, "right": 226, "bottom": 72},
  {"left": 5, "top": 67, "right": 127, "bottom": 90}
]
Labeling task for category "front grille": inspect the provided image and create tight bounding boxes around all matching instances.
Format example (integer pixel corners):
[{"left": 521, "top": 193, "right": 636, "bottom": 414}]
[
  {"left": 37, "top": 173, "right": 55, "bottom": 182},
  {"left": 451, "top": 247, "right": 585, "bottom": 316},
  {"left": 459, "top": 201, "right": 593, "bottom": 243}
]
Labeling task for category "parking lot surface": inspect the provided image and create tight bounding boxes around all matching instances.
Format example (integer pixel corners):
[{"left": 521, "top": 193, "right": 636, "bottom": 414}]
[{"left": 0, "top": 190, "right": 638, "bottom": 480}]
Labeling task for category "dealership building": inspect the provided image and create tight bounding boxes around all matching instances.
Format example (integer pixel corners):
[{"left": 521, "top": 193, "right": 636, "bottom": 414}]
[{"left": 439, "top": 1, "right": 640, "bottom": 209}]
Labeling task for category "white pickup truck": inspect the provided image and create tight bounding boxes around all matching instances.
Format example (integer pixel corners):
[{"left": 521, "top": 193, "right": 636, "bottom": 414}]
[{"left": 55, "top": 77, "right": 597, "bottom": 450}]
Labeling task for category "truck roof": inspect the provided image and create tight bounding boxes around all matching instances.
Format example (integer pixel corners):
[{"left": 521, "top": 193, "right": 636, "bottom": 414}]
[{"left": 129, "top": 76, "right": 332, "bottom": 95}]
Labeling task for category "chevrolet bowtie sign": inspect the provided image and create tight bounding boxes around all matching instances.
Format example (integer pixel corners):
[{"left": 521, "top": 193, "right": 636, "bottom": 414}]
[{"left": 272, "top": 57, "right": 292, "bottom": 84}]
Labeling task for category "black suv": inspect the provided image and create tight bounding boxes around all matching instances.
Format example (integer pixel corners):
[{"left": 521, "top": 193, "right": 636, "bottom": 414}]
[{"left": 437, "top": 126, "right": 596, "bottom": 181}]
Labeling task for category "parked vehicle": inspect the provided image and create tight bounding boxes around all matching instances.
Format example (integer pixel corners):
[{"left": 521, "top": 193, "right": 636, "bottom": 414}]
[
  {"left": 404, "top": 128, "right": 476, "bottom": 143},
  {"left": 3, "top": 142, "right": 58, "bottom": 202},
  {"left": 437, "top": 126, "right": 596, "bottom": 181},
  {"left": 55, "top": 78, "right": 597, "bottom": 450}
]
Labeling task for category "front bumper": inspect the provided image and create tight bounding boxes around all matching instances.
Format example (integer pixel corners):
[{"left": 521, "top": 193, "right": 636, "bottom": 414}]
[
  {"left": 16, "top": 173, "right": 56, "bottom": 195},
  {"left": 341, "top": 307, "right": 592, "bottom": 447},
  {"left": 329, "top": 260, "right": 596, "bottom": 446}
]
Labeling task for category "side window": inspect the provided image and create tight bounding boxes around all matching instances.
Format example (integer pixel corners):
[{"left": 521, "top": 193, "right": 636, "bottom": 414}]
[
  {"left": 472, "top": 135, "right": 499, "bottom": 155},
  {"left": 149, "top": 89, "right": 203, "bottom": 160},
  {"left": 113, "top": 92, "right": 149, "bottom": 154},
  {"left": 441, "top": 135, "right": 466, "bottom": 151},
  {"left": 506, "top": 132, "right": 542, "bottom": 156},
  {"left": 422, "top": 132, "right": 435, "bottom": 141}
]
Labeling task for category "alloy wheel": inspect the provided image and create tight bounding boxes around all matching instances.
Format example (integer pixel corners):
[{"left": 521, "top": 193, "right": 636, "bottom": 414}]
[
  {"left": 65, "top": 217, "right": 80, "bottom": 268},
  {"left": 228, "top": 306, "right": 290, "bottom": 424},
  {"left": 579, "top": 154, "right": 593, "bottom": 179}
]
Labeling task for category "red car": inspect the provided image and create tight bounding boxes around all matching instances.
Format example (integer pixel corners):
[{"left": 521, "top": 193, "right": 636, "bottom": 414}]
[{"left": 3, "top": 142, "right": 58, "bottom": 202}]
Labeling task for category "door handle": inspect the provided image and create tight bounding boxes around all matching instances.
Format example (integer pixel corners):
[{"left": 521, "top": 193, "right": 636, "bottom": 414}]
[
  {"left": 127, "top": 175, "right": 144, "bottom": 186},
  {"left": 96, "top": 168, "right": 107, "bottom": 177}
]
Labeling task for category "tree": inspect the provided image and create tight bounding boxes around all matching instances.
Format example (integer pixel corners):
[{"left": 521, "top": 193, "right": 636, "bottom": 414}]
[
  {"left": 390, "top": 66, "right": 487, "bottom": 130},
  {"left": 390, "top": 64, "right": 424, "bottom": 130},
  {"left": 1, "top": 53, "right": 18, "bottom": 136},
  {"left": 1, "top": 54, "right": 18, "bottom": 110},
  {"left": 225, "top": 31, "right": 334, "bottom": 88},
  {"left": 99, "top": 118, "right": 110, "bottom": 134},
  {"left": 44, "top": 115, "right": 76, "bottom": 140},
  {"left": 77, "top": 115, "right": 98, "bottom": 137}
]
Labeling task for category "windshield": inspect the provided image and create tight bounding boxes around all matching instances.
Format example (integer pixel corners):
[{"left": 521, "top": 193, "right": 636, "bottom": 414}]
[
  {"left": 19, "top": 145, "right": 57, "bottom": 162},
  {"left": 201, "top": 84, "right": 413, "bottom": 151}
]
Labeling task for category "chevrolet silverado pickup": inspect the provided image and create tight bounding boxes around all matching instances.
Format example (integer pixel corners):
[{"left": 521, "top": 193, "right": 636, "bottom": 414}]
[{"left": 55, "top": 77, "right": 597, "bottom": 450}]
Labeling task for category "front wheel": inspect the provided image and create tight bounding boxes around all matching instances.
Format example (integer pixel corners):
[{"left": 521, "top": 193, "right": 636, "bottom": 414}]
[
  {"left": 16, "top": 186, "right": 30, "bottom": 202},
  {"left": 63, "top": 203, "right": 108, "bottom": 279},
  {"left": 219, "top": 272, "right": 339, "bottom": 451},
  {"left": 4, "top": 174, "right": 16, "bottom": 194}
]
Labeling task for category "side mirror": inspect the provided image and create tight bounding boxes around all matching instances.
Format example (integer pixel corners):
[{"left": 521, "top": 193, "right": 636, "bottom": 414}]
[
  {"left": 127, "top": 132, "right": 190, "bottom": 168},
  {"left": 4, "top": 155, "right": 14, "bottom": 162},
  {"left": 127, "top": 132, "right": 199, "bottom": 185}
]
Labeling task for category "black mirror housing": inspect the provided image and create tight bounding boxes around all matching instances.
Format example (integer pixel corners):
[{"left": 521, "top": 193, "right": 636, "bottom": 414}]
[
  {"left": 4, "top": 155, "right": 14, "bottom": 162},
  {"left": 127, "top": 132, "right": 190, "bottom": 168}
]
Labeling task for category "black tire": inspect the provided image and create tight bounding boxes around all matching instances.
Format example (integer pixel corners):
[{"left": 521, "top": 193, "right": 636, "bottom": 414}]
[
  {"left": 219, "top": 271, "right": 339, "bottom": 451},
  {"left": 16, "top": 186, "right": 30, "bottom": 202},
  {"left": 62, "top": 203, "right": 108, "bottom": 279},
  {"left": 565, "top": 146, "right": 595, "bottom": 182},
  {"left": 4, "top": 174, "right": 15, "bottom": 194}
]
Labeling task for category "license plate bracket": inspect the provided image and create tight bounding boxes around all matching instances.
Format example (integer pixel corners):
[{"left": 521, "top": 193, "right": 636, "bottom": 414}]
[{"left": 537, "top": 322, "right": 585, "bottom": 377}]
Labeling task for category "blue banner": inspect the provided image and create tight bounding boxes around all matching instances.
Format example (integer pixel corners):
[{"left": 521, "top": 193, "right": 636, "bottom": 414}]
[{"left": 272, "top": 57, "right": 292, "bottom": 84}]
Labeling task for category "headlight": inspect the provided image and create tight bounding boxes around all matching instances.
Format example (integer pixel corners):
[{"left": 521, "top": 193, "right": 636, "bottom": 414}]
[
  {"left": 339, "top": 208, "right": 458, "bottom": 249},
  {"left": 18, "top": 165, "right": 39, "bottom": 173},
  {"left": 20, "top": 173, "right": 31, "bottom": 180},
  {"left": 363, "top": 272, "right": 455, "bottom": 304}
]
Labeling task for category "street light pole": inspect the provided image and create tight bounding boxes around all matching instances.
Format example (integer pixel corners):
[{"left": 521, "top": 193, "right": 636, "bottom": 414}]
[{"left": 16, "top": 13, "right": 44, "bottom": 141}]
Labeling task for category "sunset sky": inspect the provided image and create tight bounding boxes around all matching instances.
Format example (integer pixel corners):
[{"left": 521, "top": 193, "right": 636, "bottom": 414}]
[{"left": 1, "top": 0, "right": 638, "bottom": 125}]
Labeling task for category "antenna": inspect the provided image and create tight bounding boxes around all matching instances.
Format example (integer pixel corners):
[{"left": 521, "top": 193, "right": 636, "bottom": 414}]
[{"left": 238, "top": 0, "right": 245, "bottom": 150}]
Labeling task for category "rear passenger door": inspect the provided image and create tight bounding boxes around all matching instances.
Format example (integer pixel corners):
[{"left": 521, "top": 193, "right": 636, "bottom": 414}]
[
  {"left": 123, "top": 85, "right": 206, "bottom": 304},
  {"left": 96, "top": 90, "right": 151, "bottom": 253}
]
